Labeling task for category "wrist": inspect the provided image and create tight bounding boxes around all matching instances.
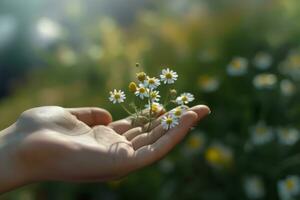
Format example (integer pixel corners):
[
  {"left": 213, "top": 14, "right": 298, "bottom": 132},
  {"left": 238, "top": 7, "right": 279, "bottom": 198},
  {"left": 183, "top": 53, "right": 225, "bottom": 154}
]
[{"left": 0, "top": 124, "right": 32, "bottom": 194}]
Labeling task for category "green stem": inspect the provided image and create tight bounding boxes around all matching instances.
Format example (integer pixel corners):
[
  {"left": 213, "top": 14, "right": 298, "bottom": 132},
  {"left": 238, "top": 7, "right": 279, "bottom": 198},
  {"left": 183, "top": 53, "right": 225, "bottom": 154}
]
[
  {"left": 121, "top": 104, "right": 133, "bottom": 115},
  {"left": 147, "top": 88, "right": 153, "bottom": 131},
  {"left": 163, "top": 89, "right": 170, "bottom": 108}
]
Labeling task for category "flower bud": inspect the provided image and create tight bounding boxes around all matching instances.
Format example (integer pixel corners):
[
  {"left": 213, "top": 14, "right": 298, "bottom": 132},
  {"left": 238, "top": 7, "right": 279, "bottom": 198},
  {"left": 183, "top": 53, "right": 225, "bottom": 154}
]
[
  {"left": 169, "top": 89, "right": 177, "bottom": 98},
  {"left": 128, "top": 82, "right": 137, "bottom": 92},
  {"left": 136, "top": 72, "right": 146, "bottom": 82}
]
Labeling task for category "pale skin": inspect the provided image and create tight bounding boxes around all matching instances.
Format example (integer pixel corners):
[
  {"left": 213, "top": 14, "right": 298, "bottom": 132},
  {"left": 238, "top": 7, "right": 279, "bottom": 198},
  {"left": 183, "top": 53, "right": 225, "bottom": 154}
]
[{"left": 0, "top": 105, "right": 210, "bottom": 194}]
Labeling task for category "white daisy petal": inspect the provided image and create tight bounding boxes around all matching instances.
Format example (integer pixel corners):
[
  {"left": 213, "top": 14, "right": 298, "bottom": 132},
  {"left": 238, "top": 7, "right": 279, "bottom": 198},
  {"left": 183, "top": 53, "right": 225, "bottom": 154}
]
[
  {"left": 145, "top": 102, "right": 163, "bottom": 113},
  {"left": 170, "top": 105, "right": 188, "bottom": 118},
  {"left": 108, "top": 89, "right": 126, "bottom": 104},
  {"left": 175, "top": 93, "right": 194, "bottom": 105},
  {"left": 161, "top": 114, "right": 179, "bottom": 130},
  {"left": 144, "top": 76, "right": 160, "bottom": 89},
  {"left": 135, "top": 84, "right": 149, "bottom": 99},
  {"left": 160, "top": 68, "right": 178, "bottom": 84},
  {"left": 278, "top": 176, "right": 300, "bottom": 200},
  {"left": 149, "top": 90, "right": 161, "bottom": 102}
]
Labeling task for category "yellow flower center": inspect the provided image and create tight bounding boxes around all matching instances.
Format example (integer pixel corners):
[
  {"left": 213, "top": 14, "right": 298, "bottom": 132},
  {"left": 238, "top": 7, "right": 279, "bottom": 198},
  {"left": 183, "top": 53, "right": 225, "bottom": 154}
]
[
  {"left": 232, "top": 60, "right": 242, "bottom": 69},
  {"left": 166, "top": 118, "right": 173, "bottom": 125},
  {"left": 128, "top": 82, "right": 137, "bottom": 92},
  {"left": 205, "top": 148, "right": 222, "bottom": 164},
  {"left": 114, "top": 94, "right": 121, "bottom": 99},
  {"left": 182, "top": 96, "right": 188, "bottom": 102},
  {"left": 165, "top": 73, "right": 173, "bottom": 79},
  {"left": 151, "top": 104, "right": 159, "bottom": 113},
  {"left": 139, "top": 87, "right": 146, "bottom": 93},
  {"left": 174, "top": 109, "right": 182, "bottom": 116},
  {"left": 188, "top": 137, "right": 202, "bottom": 149},
  {"left": 286, "top": 179, "right": 295, "bottom": 190},
  {"left": 282, "top": 129, "right": 289, "bottom": 136},
  {"left": 199, "top": 76, "right": 211, "bottom": 85},
  {"left": 150, "top": 93, "right": 157, "bottom": 98},
  {"left": 148, "top": 79, "right": 155, "bottom": 84},
  {"left": 137, "top": 72, "right": 146, "bottom": 81},
  {"left": 290, "top": 55, "right": 300, "bottom": 66},
  {"left": 256, "top": 127, "right": 267, "bottom": 135}
]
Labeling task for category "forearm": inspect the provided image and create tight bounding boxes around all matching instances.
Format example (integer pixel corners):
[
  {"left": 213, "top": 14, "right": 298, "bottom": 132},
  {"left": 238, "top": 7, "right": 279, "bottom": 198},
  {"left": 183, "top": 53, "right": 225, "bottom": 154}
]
[{"left": 0, "top": 125, "right": 29, "bottom": 194}]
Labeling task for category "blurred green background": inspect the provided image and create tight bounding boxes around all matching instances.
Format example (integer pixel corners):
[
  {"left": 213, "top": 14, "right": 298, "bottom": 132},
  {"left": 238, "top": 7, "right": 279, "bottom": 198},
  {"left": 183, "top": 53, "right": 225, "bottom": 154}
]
[{"left": 1, "top": 0, "right": 300, "bottom": 199}]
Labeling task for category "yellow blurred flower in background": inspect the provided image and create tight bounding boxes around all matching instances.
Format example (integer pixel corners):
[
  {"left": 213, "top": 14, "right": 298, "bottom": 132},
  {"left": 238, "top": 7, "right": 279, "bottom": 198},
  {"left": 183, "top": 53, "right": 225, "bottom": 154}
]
[
  {"left": 187, "top": 132, "right": 205, "bottom": 150},
  {"left": 205, "top": 143, "right": 233, "bottom": 169}
]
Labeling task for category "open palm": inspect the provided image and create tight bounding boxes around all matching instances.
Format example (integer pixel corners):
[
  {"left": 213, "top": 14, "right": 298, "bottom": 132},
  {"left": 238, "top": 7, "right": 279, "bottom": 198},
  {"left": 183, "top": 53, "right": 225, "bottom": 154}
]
[{"left": 14, "top": 105, "right": 209, "bottom": 183}]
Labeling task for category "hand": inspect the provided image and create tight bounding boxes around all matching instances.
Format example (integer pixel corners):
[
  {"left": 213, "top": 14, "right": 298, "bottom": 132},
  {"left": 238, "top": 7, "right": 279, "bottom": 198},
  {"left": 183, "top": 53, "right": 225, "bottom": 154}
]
[{"left": 0, "top": 105, "right": 210, "bottom": 193}]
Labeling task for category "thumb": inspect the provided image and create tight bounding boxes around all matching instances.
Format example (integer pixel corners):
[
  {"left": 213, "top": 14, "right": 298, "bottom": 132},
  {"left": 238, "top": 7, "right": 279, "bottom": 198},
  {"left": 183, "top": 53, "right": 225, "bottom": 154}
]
[{"left": 66, "top": 107, "right": 113, "bottom": 127}]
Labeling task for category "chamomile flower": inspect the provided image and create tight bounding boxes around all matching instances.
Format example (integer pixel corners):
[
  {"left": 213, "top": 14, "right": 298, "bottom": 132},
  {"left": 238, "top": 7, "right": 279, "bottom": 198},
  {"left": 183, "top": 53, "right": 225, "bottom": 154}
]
[
  {"left": 186, "top": 132, "right": 205, "bottom": 151},
  {"left": 145, "top": 102, "right": 162, "bottom": 113},
  {"left": 253, "top": 73, "right": 277, "bottom": 89},
  {"left": 278, "top": 175, "right": 300, "bottom": 200},
  {"left": 159, "top": 159, "right": 175, "bottom": 174},
  {"left": 279, "top": 50, "right": 300, "bottom": 81},
  {"left": 135, "top": 84, "right": 149, "bottom": 99},
  {"left": 160, "top": 68, "right": 178, "bottom": 84},
  {"left": 253, "top": 52, "right": 272, "bottom": 70},
  {"left": 280, "top": 79, "right": 296, "bottom": 96},
  {"left": 171, "top": 105, "right": 188, "bottom": 118},
  {"left": 243, "top": 176, "right": 265, "bottom": 199},
  {"left": 205, "top": 143, "right": 233, "bottom": 169},
  {"left": 128, "top": 82, "right": 138, "bottom": 92},
  {"left": 175, "top": 93, "right": 194, "bottom": 105},
  {"left": 136, "top": 72, "right": 147, "bottom": 83},
  {"left": 198, "top": 75, "right": 219, "bottom": 92},
  {"left": 227, "top": 57, "right": 248, "bottom": 76},
  {"left": 161, "top": 114, "right": 179, "bottom": 130},
  {"left": 149, "top": 90, "right": 161, "bottom": 102},
  {"left": 250, "top": 122, "right": 274, "bottom": 145},
  {"left": 144, "top": 76, "right": 160, "bottom": 89},
  {"left": 277, "top": 127, "right": 299, "bottom": 146},
  {"left": 109, "top": 89, "right": 126, "bottom": 104}
]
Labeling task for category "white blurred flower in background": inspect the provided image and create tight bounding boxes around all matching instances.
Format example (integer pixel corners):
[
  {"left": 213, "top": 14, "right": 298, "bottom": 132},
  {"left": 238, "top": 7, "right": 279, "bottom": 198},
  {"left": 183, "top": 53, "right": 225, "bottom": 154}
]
[
  {"left": 87, "top": 45, "right": 103, "bottom": 61},
  {"left": 253, "top": 73, "right": 277, "bottom": 89},
  {"left": 198, "top": 75, "right": 219, "bottom": 92},
  {"left": 35, "top": 17, "right": 63, "bottom": 46},
  {"left": 57, "top": 46, "right": 77, "bottom": 67},
  {"left": 279, "top": 49, "right": 300, "bottom": 80},
  {"left": 227, "top": 57, "right": 248, "bottom": 76},
  {"left": 159, "top": 159, "right": 175, "bottom": 174},
  {"left": 250, "top": 122, "right": 274, "bottom": 145},
  {"left": 280, "top": 79, "right": 296, "bottom": 96},
  {"left": 277, "top": 127, "right": 299, "bottom": 146},
  {"left": 243, "top": 176, "right": 265, "bottom": 199},
  {"left": 278, "top": 175, "right": 300, "bottom": 200},
  {"left": 181, "top": 131, "right": 206, "bottom": 157},
  {"left": 253, "top": 52, "right": 273, "bottom": 70},
  {"left": 0, "top": 15, "right": 18, "bottom": 49},
  {"left": 64, "top": 0, "right": 84, "bottom": 18}
]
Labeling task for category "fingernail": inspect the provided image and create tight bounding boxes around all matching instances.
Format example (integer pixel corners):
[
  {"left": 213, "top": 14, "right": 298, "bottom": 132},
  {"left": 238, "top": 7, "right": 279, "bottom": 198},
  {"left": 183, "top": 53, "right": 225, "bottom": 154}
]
[{"left": 208, "top": 108, "right": 211, "bottom": 115}]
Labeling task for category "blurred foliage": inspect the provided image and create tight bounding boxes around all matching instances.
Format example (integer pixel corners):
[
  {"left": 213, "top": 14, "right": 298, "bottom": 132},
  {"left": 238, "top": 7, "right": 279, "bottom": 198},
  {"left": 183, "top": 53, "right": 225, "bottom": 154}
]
[{"left": 1, "top": 0, "right": 300, "bottom": 199}]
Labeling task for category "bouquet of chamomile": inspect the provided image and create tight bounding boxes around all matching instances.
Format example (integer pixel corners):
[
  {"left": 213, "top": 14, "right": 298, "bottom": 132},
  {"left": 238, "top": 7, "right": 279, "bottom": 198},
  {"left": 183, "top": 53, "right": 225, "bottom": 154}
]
[{"left": 109, "top": 64, "right": 195, "bottom": 131}]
